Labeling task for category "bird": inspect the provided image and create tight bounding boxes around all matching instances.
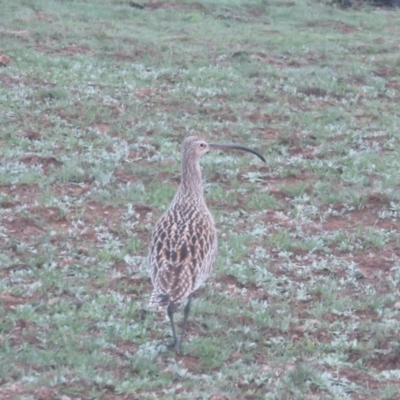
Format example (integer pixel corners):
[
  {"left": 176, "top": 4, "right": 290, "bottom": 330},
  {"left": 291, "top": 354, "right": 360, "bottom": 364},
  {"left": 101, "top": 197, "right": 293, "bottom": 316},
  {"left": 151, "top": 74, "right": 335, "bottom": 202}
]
[{"left": 148, "top": 136, "right": 265, "bottom": 353}]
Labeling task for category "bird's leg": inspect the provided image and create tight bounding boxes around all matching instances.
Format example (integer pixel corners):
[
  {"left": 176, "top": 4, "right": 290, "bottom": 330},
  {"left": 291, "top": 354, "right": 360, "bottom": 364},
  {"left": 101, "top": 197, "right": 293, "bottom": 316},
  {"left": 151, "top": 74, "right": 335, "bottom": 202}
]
[
  {"left": 176, "top": 295, "right": 192, "bottom": 354},
  {"left": 167, "top": 302, "right": 178, "bottom": 349}
]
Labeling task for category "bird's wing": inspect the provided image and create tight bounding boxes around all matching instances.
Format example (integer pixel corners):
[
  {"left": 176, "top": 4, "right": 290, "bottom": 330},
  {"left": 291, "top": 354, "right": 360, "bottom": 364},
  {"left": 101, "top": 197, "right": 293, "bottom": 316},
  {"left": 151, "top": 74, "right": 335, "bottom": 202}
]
[{"left": 148, "top": 202, "right": 216, "bottom": 304}]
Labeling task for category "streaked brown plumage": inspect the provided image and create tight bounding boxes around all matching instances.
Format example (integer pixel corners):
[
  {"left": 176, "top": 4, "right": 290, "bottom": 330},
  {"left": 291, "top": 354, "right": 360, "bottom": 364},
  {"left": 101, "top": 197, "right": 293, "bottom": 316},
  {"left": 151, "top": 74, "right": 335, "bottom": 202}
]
[{"left": 148, "top": 136, "right": 265, "bottom": 353}]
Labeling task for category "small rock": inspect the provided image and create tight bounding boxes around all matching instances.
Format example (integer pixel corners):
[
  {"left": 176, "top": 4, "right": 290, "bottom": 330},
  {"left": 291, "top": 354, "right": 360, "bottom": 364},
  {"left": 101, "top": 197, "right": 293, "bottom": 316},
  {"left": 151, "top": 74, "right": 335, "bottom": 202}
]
[
  {"left": 175, "top": 384, "right": 184, "bottom": 394},
  {"left": 394, "top": 302, "right": 400, "bottom": 310},
  {"left": 0, "top": 54, "right": 11, "bottom": 66},
  {"left": 47, "top": 298, "right": 59, "bottom": 306}
]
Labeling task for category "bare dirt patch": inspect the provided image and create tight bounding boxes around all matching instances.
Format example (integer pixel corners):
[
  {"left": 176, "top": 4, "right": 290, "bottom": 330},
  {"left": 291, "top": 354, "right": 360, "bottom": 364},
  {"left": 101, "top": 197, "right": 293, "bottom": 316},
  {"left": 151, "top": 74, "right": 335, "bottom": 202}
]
[
  {"left": 50, "top": 182, "right": 90, "bottom": 199},
  {"left": 0, "top": 294, "right": 31, "bottom": 310},
  {"left": 34, "top": 12, "right": 54, "bottom": 23},
  {"left": 82, "top": 201, "right": 124, "bottom": 223},
  {"left": 19, "top": 155, "right": 62, "bottom": 171},
  {"left": 146, "top": 1, "right": 209, "bottom": 12},
  {"left": 368, "top": 348, "right": 400, "bottom": 371},
  {"left": 16, "top": 130, "right": 41, "bottom": 141},
  {"left": 304, "top": 20, "right": 358, "bottom": 34},
  {"left": 29, "top": 205, "right": 68, "bottom": 225},
  {"left": 322, "top": 208, "right": 400, "bottom": 232},
  {"left": 373, "top": 66, "right": 398, "bottom": 78},
  {"left": 3, "top": 216, "right": 45, "bottom": 240},
  {"left": 298, "top": 86, "right": 328, "bottom": 97},
  {"left": 248, "top": 52, "right": 286, "bottom": 67},
  {"left": 350, "top": 251, "right": 398, "bottom": 279},
  {"left": 0, "top": 183, "right": 40, "bottom": 204},
  {"left": 110, "top": 276, "right": 151, "bottom": 298},
  {"left": 256, "top": 127, "right": 282, "bottom": 141},
  {"left": 176, "top": 353, "right": 203, "bottom": 372},
  {"left": 246, "top": 110, "right": 275, "bottom": 124},
  {"left": 336, "top": 367, "right": 381, "bottom": 391},
  {"left": 0, "top": 384, "right": 56, "bottom": 400},
  {"left": 386, "top": 79, "right": 400, "bottom": 89},
  {"left": 51, "top": 44, "right": 92, "bottom": 56},
  {"left": 114, "top": 44, "right": 158, "bottom": 62}
]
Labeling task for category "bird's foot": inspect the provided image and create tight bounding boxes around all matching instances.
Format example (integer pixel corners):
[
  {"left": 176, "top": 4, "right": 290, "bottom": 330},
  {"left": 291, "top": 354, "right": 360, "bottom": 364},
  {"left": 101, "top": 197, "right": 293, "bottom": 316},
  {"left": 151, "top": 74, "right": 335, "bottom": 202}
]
[
  {"left": 163, "top": 338, "right": 183, "bottom": 354},
  {"left": 174, "top": 340, "right": 183, "bottom": 354}
]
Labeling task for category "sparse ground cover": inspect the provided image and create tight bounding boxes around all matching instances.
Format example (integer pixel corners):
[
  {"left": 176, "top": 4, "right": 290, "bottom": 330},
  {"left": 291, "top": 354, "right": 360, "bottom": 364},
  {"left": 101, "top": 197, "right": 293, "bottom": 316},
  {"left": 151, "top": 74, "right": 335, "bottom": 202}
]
[{"left": 1, "top": 0, "right": 400, "bottom": 399}]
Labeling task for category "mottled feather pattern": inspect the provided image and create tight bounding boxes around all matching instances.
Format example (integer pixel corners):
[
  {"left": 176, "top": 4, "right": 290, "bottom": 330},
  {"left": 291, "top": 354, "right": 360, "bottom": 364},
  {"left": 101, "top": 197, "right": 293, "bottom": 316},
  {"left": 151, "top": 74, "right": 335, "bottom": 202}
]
[
  {"left": 148, "top": 199, "right": 217, "bottom": 309},
  {"left": 147, "top": 136, "right": 264, "bottom": 353}
]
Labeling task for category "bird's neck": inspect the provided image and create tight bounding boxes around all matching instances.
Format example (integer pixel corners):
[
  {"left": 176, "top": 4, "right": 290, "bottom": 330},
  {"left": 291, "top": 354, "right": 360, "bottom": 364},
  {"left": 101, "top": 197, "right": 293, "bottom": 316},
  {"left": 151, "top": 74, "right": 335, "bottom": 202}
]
[{"left": 177, "top": 157, "right": 205, "bottom": 201}]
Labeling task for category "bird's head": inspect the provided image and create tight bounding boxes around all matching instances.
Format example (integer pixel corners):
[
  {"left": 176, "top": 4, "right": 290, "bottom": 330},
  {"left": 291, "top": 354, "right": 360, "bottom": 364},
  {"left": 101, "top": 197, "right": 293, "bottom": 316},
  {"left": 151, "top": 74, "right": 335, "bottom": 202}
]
[
  {"left": 182, "top": 136, "right": 210, "bottom": 160},
  {"left": 182, "top": 136, "right": 266, "bottom": 163}
]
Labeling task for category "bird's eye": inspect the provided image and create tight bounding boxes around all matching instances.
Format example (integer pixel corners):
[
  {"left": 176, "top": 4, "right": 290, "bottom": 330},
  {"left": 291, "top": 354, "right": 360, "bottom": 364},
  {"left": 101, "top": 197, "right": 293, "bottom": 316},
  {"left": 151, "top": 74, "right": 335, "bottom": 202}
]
[{"left": 199, "top": 143, "right": 205, "bottom": 148}]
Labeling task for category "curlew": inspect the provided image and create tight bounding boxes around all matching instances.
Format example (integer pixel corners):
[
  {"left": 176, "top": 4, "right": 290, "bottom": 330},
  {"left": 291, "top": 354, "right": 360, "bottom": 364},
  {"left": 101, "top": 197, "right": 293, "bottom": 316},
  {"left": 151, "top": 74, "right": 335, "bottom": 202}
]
[{"left": 148, "top": 136, "right": 265, "bottom": 353}]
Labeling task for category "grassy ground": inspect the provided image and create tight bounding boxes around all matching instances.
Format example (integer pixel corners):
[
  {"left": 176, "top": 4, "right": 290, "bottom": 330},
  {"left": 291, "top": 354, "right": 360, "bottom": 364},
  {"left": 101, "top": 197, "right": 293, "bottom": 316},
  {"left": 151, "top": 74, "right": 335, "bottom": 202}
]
[{"left": 1, "top": 0, "right": 400, "bottom": 399}]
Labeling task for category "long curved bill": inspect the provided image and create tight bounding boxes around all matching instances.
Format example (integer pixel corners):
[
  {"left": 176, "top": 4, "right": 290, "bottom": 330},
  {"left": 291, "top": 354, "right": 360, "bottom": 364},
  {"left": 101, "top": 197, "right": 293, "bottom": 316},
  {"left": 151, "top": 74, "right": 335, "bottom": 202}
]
[{"left": 209, "top": 143, "right": 266, "bottom": 163}]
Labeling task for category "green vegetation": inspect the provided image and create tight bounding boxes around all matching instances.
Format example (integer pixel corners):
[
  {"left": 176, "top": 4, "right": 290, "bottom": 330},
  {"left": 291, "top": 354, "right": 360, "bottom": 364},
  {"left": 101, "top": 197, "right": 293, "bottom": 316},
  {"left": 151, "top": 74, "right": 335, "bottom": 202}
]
[{"left": 1, "top": 0, "right": 400, "bottom": 398}]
